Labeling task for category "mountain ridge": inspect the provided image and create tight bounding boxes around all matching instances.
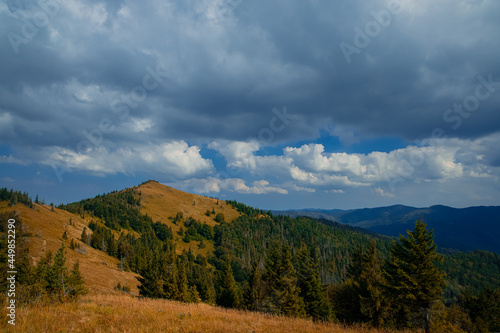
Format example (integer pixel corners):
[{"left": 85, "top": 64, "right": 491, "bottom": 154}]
[{"left": 273, "top": 204, "right": 500, "bottom": 253}]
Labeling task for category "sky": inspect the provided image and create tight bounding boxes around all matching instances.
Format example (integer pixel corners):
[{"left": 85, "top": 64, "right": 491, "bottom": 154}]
[{"left": 1, "top": 0, "right": 500, "bottom": 210}]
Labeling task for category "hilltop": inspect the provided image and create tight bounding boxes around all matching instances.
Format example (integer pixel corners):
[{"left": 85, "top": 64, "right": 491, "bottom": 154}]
[{"left": 138, "top": 180, "right": 241, "bottom": 226}]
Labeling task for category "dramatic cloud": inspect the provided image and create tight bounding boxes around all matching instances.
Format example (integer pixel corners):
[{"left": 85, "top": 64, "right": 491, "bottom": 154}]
[{"left": 1, "top": 0, "right": 499, "bottom": 208}]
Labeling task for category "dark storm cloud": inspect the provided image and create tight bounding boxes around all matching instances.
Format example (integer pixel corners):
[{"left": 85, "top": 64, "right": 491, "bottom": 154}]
[{"left": 1, "top": 0, "right": 500, "bottom": 154}]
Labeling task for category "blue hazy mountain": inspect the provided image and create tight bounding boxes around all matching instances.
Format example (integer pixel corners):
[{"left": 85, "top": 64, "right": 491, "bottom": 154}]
[{"left": 273, "top": 205, "right": 500, "bottom": 253}]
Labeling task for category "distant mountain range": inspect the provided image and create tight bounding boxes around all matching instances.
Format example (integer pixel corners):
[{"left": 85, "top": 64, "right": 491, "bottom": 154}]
[{"left": 273, "top": 205, "right": 500, "bottom": 253}]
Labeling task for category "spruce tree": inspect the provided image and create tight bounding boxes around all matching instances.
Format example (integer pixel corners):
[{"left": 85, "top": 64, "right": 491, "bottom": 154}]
[
  {"left": 81, "top": 227, "right": 88, "bottom": 244},
  {"left": 217, "top": 261, "right": 240, "bottom": 308},
  {"left": 67, "top": 261, "right": 87, "bottom": 299},
  {"left": 263, "top": 241, "right": 305, "bottom": 317},
  {"left": 358, "top": 241, "right": 387, "bottom": 327},
  {"left": 384, "top": 221, "right": 445, "bottom": 331},
  {"left": 176, "top": 257, "right": 190, "bottom": 302},
  {"left": 162, "top": 248, "right": 178, "bottom": 299},
  {"left": 48, "top": 245, "right": 69, "bottom": 300},
  {"left": 296, "top": 243, "right": 331, "bottom": 321},
  {"left": 244, "top": 263, "right": 265, "bottom": 311},
  {"left": 137, "top": 251, "right": 165, "bottom": 298}
]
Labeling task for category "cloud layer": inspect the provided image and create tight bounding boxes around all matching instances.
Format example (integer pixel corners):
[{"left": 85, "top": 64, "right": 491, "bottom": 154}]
[{"left": 1, "top": 0, "right": 499, "bottom": 208}]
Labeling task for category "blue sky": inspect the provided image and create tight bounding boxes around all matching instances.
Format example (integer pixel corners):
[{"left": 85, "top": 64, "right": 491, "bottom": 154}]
[{"left": 1, "top": 0, "right": 500, "bottom": 210}]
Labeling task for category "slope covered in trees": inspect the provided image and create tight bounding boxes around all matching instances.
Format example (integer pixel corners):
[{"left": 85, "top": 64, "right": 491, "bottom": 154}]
[{"left": 2, "top": 183, "right": 500, "bottom": 332}]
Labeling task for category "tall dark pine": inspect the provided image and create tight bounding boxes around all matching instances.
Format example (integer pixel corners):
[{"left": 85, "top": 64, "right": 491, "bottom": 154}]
[
  {"left": 263, "top": 241, "right": 305, "bottom": 317},
  {"left": 244, "top": 262, "right": 265, "bottom": 311},
  {"left": 358, "top": 241, "right": 386, "bottom": 327},
  {"left": 137, "top": 251, "right": 164, "bottom": 298},
  {"left": 217, "top": 261, "right": 240, "bottom": 308},
  {"left": 296, "top": 243, "right": 331, "bottom": 321},
  {"left": 384, "top": 221, "right": 445, "bottom": 331}
]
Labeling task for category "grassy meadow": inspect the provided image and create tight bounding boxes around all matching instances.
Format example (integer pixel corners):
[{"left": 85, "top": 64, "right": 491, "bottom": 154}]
[{"left": 1, "top": 292, "right": 415, "bottom": 333}]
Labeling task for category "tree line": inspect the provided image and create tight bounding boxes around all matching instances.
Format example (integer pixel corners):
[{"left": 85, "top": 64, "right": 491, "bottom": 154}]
[{"left": 2, "top": 187, "right": 499, "bottom": 332}]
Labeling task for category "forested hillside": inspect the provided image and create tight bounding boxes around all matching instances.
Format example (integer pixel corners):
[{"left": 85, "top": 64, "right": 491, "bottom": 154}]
[
  {"left": 276, "top": 205, "right": 500, "bottom": 253},
  {"left": 1, "top": 182, "right": 500, "bottom": 332}
]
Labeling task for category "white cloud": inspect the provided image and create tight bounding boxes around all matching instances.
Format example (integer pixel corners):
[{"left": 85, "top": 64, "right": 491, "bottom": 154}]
[
  {"left": 0, "top": 155, "right": 29, "bottom": 165},
  {"left": 374, "top": 187, "right": 395, "bottom": 198},
  {"left": 209, "top": 136, "right": 499, "bottom": 195},
  {"left": 172, "top": 177, "right": 288, "bottom": 195},
  {"left": 209, "top": 140, "right": 260, "bottom": 170},
  {"left": 39, "top": 141, "right": 214, "bottom": 179}
]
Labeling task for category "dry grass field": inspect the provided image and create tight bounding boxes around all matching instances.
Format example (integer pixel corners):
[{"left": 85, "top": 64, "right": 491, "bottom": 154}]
[
  {"left": 138, "top": 181, "right": 241, "bottom": 256},
  {"left": 1, "top": 293, "right": 413, "bottom": 333},
  {"left": 0, "top": 202, "right": 140, "bottom": 295},
  {"left": 138, "top": 181, "right": 241, "bottom": 227}
]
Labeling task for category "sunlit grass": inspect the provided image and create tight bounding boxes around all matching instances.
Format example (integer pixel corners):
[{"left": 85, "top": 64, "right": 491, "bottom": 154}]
[{"left": 1, "top": 293, "right": 415, "bottom": 333}]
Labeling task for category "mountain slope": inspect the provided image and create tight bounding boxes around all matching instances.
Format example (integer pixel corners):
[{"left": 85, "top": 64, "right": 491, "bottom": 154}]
[
  {"left": 274, "top": 205, "right": 500, "bottom": 253},
  {"left": 0, "top": 201, "right": 139, "bottom": 295},
  {"left": 138, "top": 180, "right": 240, "bottom": 227}
]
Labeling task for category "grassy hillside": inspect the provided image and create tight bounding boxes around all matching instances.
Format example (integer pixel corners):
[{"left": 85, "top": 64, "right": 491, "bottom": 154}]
[
  {"left": 0, "top": 201, "right": 139, "bottom": 295},
  {"left": 1, "top": 293, "right": 409, "bottom": 333},
  {"left": 139, "top": 180, "right": 241, "bottom": 227}
]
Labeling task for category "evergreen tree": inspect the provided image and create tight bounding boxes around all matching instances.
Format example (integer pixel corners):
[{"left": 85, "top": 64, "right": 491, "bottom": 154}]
[
  {"left": 188, "top": 285, "right": 201, "bottom": 303},
  {"left": 217, "top": 260, "right": 240, "bottom": 308},
  {"left": 176, "top": 257, "right": 190, "bottom": 302},
  {"left": 67, "top": 261, "right": 87, "bottom": 299},
  {"left": 244, "top": 263, "right": 265, "bottom": 311},
  {"left": 47, "top": 245, "right": 69, "bottom": 300},
  {"left": 263, "top": 241, "right": 305, "bottom": 317},
  {"left": 383, "top": 221, "right": 445, "bottom": 331},
  {"left": 296, "top": 243, "right": 331, "bottom": 321},
  {"left": 162, "top": 248, "right": 178, "bottom": 299},
  {"left": 137, "top": 251, "right": 165, "bottom": 298},
  {"left": 358, "top": 241, "right": 387, "bottom": 327},
  {"left": 81, "top": 227, "right": 88, "bottom": 244}
]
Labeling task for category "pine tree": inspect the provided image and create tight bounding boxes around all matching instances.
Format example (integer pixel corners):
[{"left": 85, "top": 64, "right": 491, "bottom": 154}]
[
  {"left": 263, "top": 241, "right": 305, "bottom": 317},
  {"left": 47, "top": 245, "right": 69, "bottom": 301},
  {"left": 67, "top": 261, "right": 87, "bottom": 299},
  {"left": 62, "top": 230, "right": 68, "bottom": 240},
  {"left": 296, "top": 243, "right": 331, "bottom": 321},
  {"left": 188, "top": 285, "right": 201, "bottom": 303},
  {"left": 358, "top": 241, "right": 387, "bottom": 327},
  {"left": 244, "top": 263, "right": 265, "bottom": 311},
  {"left": 383, "top": 221, "right": 445, "bottom": 331},
  {"left": 162, "top": 248, "right": 178, "bottom": 299},
  {"left": 176, "top": 257, "right": 190, "bottom": 302},
  {"left": 81, "top": 227, "right": 88, "bottom": 244},
  {"left": 137, "top": 251, "right": 165, "bottom": 298},
  {"left": 217, "top": 260, "right": 240, "bottom": 308}
]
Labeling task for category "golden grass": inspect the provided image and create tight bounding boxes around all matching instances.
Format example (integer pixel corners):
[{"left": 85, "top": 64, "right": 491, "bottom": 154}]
[
  {"left": 1, "top": 293, "right": 412, "bottom": 333},
  {"left": 0, "top": 203, "right": 139, "bottom": 295},
  {"left": 138, "top": 182, "right": 241, "bottom": 227},
  {"left": 137, "top": 182, "right": 242, "bottom": 256}
]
